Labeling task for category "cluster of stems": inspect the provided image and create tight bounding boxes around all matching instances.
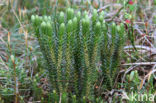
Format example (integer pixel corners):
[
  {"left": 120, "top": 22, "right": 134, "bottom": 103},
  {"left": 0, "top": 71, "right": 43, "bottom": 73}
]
[{"left": 31, "top": 8, "right": 126, "bottom": 102}]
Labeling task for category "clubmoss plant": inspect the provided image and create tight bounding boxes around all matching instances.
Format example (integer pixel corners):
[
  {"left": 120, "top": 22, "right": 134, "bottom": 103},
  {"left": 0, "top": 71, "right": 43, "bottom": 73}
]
[
  {"left": 31, "top": 8, "right": 127, "bottom": 102},
  {"left": 99, "top": 22, "right": 126, "bottom": 91}
]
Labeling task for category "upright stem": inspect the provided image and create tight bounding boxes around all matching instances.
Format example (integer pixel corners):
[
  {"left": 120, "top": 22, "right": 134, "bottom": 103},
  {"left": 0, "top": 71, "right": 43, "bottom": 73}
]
[{"left": 12, "top": 58, "right": 19, "bottom": 103}]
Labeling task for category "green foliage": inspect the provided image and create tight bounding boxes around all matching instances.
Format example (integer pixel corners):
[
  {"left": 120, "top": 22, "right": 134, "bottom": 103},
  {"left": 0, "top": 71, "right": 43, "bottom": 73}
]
[
  {"left": 154, "top": 16, "right": 156, "bottom": 24},
  {"left": 154, "top": 0, "right": 156, "bottom": 5},
  {"left": 31, "top": 8, "right": 127, "bottom": 102},
  {"left": 125, "top": 70, "right": 140, "bottom": 90},
  {"left": 0, "top": 55, "right": 31, "bottom": 103},
  {"left": 99, "top": 22, "right": 126, "bottom": 91}
]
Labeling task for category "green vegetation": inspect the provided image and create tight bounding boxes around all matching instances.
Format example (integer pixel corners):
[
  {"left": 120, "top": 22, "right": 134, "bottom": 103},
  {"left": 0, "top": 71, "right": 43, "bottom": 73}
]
[
  {"left": 0, "top": 0, "right": 156, "bottom": 103},
  {"left": 31, "top": 8, "right": 126, "bottom": 102}
]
